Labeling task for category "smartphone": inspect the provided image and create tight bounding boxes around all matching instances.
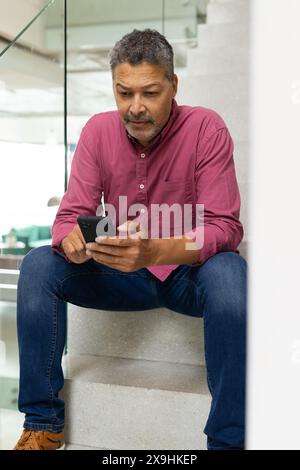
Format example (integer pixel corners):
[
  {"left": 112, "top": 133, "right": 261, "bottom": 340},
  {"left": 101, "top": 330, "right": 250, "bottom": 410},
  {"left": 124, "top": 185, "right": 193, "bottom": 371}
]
[{"left": 77, "top": 215, "right": 116, "bottom": 243}]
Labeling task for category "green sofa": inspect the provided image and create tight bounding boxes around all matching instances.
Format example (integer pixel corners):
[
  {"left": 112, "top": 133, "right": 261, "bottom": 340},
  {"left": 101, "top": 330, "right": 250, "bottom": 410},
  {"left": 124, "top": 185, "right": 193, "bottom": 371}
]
[{"left": 1, "top": 225, "right": 52, "bottom": 255}]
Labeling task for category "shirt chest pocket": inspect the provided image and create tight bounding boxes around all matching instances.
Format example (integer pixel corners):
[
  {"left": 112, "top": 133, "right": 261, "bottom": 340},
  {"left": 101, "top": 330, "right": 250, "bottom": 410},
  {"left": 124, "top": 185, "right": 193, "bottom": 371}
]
[
  {"left": 157, "top": 178, "right": 194, "bottom": 204},
  {"left": 163, "top": 179, "right": 188, "bottom": 191}
]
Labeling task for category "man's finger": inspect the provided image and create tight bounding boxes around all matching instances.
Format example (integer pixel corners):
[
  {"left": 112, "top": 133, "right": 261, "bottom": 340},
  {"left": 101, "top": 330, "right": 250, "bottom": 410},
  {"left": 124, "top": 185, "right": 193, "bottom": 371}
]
[
  {"left": 86, "top": 242, "right": 124, "bottom": 256},
  {"left": 63, "top": 238, "right": 90, "bottom": 263},
  {"left": 91, "top": 251, "right": 123, "bottom": 266},
  {"left": 62, "top": 238, "right": 75, "bottom": 255},
  {"left": 94, "top": 236, "right": 134, "bottom": 246},
  {"left": 71, "top": 237, "right": 86, "bottom": 253}
]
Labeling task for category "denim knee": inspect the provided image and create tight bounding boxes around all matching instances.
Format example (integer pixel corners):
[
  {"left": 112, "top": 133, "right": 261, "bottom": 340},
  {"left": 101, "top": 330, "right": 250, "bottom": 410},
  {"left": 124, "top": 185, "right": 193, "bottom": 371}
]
[
  {"left": 20, "top": 245, "right": 56, "bottom": 277},
  {"left": 201, "top": 252, "right": 247, "bottom": 321}
]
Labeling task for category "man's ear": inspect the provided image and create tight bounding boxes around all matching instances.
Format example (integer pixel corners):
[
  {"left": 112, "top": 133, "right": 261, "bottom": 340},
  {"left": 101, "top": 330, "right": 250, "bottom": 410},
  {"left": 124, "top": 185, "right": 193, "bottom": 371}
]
[
  {"left": 172, "top": 74, "right": 178, "bottom": 97},
  {"left": 111, "top": 76, "right": 116, "bottom": 94}
]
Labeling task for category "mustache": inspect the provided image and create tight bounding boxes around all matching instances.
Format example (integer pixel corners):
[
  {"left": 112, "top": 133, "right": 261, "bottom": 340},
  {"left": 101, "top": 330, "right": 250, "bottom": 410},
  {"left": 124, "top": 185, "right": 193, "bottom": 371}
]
[{"left": 125, "top": 115, "right": 154, "bottom": 124}]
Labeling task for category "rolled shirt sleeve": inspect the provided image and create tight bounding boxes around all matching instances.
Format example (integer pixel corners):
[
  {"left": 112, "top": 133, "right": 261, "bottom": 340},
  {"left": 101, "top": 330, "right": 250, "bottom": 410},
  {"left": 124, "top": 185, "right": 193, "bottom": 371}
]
[
  {"left": 185, "top": 127, "right": 244, "bottom": 266},
  {"left": 51, "top": 122, "right": 103, "bottom": 254}
]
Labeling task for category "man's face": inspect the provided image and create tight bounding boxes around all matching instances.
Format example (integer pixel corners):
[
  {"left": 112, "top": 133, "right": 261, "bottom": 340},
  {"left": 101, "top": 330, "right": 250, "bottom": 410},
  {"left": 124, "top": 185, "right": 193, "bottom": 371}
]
[{"left": 113, "top": 62, "right": 178, "bottom": 148}]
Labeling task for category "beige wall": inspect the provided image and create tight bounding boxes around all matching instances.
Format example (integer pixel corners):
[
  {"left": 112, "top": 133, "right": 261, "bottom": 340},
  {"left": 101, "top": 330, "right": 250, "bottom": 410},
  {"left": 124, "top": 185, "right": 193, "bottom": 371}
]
[{"left": 0, "top": 0, "right": 45, "bottom": 50}]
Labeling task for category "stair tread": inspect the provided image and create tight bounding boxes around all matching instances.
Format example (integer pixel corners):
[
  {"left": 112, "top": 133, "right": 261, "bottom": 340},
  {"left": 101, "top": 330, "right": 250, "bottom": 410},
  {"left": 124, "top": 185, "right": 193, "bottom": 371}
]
[{"left": 62, "top": 354, "right": 209, "bottom": 395}]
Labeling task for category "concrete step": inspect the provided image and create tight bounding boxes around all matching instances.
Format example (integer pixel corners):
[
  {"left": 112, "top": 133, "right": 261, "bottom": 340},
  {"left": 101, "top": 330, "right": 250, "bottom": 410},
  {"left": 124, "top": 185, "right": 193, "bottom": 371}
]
[
  {"left": 187, "top": 45, "right": 249, "bottom": 75},
  {"left": 0, "top": 301, "right": 19, "bottom": 379},
  {"left": 176, "top": 74, "right": 249, "bottom": 143},
  {"left": 0, "top": 285, "right": 17, "bottom": 302},
  {"left": 0, "top": 271, "right": 19, "bottom": 285},
  {"left": 197, "top": 22, "right": 249, "bottom": 48},
  {"left": 207, "top": 1, "right": 250, "bottom": 24},
  {"left": 67, "top": 306, "right": 205, "bottom": 366},
  {"left": 61, "top": 354, "right": 210, "bottom": 450},
  {"left": 0, "top": 269, "right": 19, "bottom": 302}
]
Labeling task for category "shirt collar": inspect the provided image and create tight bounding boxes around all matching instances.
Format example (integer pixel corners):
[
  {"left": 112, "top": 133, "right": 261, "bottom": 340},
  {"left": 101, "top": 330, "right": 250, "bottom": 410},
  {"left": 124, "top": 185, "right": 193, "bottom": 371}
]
[{"left": 125, "top": 98, "right": 179, "bottom": 151}]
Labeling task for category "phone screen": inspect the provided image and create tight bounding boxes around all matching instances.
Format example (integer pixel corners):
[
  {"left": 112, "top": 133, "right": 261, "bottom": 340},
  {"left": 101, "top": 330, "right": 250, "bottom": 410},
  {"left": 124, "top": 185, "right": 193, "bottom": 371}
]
[{"left": 77, "top": 215, "right": 116, "bottom": 243}]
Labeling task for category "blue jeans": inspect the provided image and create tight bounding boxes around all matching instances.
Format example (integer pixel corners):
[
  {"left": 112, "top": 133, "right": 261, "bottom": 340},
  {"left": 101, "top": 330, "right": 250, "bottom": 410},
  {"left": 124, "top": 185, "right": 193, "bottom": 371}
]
[{"left": 16, "top": 245, "right": 247, "bottom": 450}]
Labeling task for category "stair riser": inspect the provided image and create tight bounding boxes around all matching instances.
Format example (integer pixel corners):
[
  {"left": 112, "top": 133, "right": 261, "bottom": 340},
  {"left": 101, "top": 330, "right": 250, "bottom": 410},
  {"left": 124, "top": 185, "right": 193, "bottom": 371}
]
[
  {"left": 62, "top": 381, "right": 211, "bottom": 450},
  {"left": 68, "top": 307, "right": 206, "bottom": 366},
  {"left": 177, "top": 74, "right": 249, "bottom": 142},
  {"left": 198, "top": 23, "right": 249, "bottom": 48},
  {"left": 207, "top": 2, "right": 250, "bottom": 24},
  {"left": 188, "top": 47, "right": 249, "bottom": 76}
]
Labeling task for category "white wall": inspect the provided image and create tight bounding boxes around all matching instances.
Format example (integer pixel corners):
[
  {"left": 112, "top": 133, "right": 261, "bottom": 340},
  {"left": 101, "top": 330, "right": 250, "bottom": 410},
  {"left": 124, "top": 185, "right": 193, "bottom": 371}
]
[{"left": 247, "top": 0, "right": 300, "bottom": 450}]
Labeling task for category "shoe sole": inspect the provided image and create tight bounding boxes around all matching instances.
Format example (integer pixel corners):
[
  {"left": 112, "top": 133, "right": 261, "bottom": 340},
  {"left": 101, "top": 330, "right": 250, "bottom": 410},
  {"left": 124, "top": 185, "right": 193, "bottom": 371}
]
[{"left": 57, "top": 444, "right": 65, "bottom": 450}]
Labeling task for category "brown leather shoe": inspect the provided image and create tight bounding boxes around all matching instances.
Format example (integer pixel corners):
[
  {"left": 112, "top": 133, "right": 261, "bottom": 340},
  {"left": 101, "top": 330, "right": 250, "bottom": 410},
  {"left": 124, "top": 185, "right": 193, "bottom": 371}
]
[{"left": 14, "top": 429, "right": 65, "bottom": 450}]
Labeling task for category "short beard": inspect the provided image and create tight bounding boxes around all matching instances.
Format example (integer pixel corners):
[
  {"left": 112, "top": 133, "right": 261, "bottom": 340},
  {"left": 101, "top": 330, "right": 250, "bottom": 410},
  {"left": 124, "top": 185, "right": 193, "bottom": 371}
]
[
  {"left": 126, "top": 123, "right": 160, "bottom": 143},
  {"left": 124, "top": 114, "right": 155, "bottom": 125}
]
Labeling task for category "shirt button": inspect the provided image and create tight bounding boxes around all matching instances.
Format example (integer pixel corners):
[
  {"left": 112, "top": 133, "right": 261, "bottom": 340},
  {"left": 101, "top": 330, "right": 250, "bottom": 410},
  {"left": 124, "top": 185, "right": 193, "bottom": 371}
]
[
  {"left": 139, "top": 183, "right": 145, "bottom": 189},
  {"left": 140, "top": 153, "right": 146, "bottom": 158},
  {"left": 140, "top": 208, "right": 145, "bottom": 214}
]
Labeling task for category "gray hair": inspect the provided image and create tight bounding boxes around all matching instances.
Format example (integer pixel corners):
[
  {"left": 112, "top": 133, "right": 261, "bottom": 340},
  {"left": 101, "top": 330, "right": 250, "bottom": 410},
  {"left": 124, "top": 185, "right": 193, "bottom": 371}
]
[{"left": 109, "top": 29, "right": 174, "bottom": 81}]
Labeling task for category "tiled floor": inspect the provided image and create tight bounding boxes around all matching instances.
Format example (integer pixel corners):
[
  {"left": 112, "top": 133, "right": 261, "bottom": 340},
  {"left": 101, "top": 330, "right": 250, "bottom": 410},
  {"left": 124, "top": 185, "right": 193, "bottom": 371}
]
[
  {"left": 0, "top": 294, "right": 23, "bottom": 450},
  {"left": 0, "top": 409, "right": 109, "bottom": 450},
  {"left": 0, "top": 408, "right": 24, "bottom": 450}
]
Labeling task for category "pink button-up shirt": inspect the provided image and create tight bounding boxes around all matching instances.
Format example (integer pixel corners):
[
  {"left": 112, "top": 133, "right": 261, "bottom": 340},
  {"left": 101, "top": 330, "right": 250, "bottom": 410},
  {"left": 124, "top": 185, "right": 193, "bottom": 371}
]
[{"left": 51, "top": 99, "right": 243, "bottom": 282}]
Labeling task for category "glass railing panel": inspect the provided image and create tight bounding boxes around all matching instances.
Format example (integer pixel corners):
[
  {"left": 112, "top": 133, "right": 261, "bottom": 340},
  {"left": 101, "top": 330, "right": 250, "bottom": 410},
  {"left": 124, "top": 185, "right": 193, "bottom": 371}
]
[
  {"left": 0, "top": 1, "right": 65, "bottom": 258},
  {"left": 0, "top": 0, "right": 56, "bottom": 56},
  {"left": 0, "top": 0, "right": 64, "bottom": 449}
]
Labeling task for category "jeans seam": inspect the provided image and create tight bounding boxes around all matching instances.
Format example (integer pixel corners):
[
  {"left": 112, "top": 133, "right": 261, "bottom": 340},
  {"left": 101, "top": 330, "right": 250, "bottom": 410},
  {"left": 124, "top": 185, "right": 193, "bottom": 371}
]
[
  {"left": 149, "top": 277, "right": 162, "bottom": 308},
  {"left": 58, "top": 270, "right": 150, "bottom": 287},
  {"left": 45, "top": 295, "right": 59, "bottom": 423},
  {"left": 24, "top": 422, "right": 62, "bottom": 428},
  {"left": 167, "top": 275, "right": 198, "bottom": 291},
  {"left": 167, "top": 270, "right": 207, "bottom": 313},
  {"left": 24, "top": 422, "right": 64, "bottom": 432},
  {"left": 159, "top": 276, "right": 203, "bottom": 317}
]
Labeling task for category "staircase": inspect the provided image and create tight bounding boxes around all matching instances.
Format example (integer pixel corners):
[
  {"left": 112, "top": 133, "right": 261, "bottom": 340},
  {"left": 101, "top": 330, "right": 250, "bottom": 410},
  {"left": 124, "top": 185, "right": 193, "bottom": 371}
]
[
  {"left": 177, "top": 0, "right": 249, "bottom": 245},
  {"left": 62, "top": 0, "right": 250, "bottom": 450},
  {"left": 63, "top": 308, "right": 209, "bottom": 450}
]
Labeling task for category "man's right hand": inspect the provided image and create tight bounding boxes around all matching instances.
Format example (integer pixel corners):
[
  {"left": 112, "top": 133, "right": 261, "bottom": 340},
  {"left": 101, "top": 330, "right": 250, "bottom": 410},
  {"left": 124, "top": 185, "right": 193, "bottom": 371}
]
[{"left": 61, "top": 224, "right": 92, "bottom": 264}]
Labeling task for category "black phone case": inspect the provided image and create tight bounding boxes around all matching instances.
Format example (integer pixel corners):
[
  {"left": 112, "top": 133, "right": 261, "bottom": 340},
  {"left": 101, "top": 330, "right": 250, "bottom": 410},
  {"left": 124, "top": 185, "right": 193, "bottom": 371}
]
[{"left": 77, "top": 215, "right": 116, "bottom": 243}]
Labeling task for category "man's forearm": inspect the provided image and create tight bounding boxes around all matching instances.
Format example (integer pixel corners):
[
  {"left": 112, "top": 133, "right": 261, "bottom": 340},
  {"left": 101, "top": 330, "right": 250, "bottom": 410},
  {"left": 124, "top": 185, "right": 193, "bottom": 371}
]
[{"left": 150, "top": 236, "right": 200, "bottom": 266}]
